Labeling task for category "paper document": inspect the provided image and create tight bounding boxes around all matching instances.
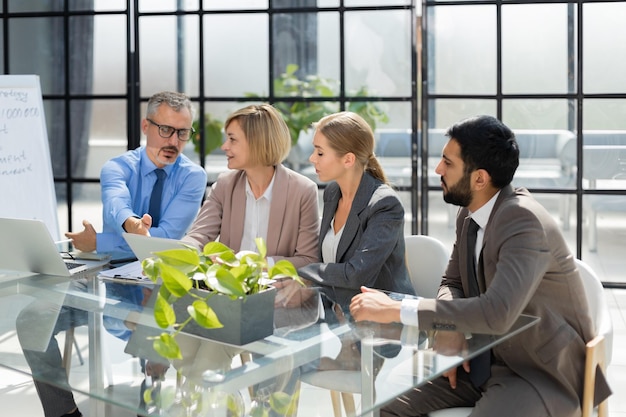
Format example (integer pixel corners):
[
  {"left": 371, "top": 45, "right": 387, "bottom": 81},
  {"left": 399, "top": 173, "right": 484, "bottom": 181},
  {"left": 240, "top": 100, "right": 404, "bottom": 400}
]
[{"left": 99, "top": 260, "right": 150, "bottom": 283}]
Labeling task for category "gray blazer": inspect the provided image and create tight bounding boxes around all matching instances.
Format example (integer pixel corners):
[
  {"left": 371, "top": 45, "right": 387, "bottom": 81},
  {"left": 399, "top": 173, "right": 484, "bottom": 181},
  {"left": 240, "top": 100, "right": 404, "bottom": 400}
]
[
  {"left": 299, "top": 172, "right": 414, "bottom": 307},
  {"left": 418, "top": 185, "right": 607, "bottom": 417},
  {"left": 183, "top": 164, "right": 320, "bottom": 269}
]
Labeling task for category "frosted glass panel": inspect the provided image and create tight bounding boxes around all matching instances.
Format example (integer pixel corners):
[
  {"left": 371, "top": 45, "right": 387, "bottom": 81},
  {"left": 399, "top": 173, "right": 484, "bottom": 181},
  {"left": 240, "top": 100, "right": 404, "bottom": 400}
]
[
  {"left": 428, "top": 5, "right": 496, "bottom": 95},
  {"left": 502, "top": 4, "right": 573, "bottom": 94}
]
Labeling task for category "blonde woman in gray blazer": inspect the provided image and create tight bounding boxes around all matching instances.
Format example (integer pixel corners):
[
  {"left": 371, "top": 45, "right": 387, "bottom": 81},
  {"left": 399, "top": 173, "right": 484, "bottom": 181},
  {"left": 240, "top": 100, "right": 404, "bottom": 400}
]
[
  {"left": 177, "top": 104, "right": 320, "bottom": 382},
  {"left": 351, "top": 115, "right": 610, "bottom": 417},
  {"left": 289, "top": 111, "right": 414, "bottom": 308}
]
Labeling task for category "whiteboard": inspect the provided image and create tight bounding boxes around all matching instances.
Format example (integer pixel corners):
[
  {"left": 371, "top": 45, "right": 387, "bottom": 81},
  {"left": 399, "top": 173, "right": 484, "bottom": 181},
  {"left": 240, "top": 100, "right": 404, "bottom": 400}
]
[{"left": 0, "top": 75, "right": 60, "bottom": 240}]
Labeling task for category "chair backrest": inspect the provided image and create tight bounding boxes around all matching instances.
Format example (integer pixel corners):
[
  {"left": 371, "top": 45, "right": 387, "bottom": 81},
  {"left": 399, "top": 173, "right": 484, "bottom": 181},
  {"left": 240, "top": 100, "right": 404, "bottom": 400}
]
[
  {"left": 404, "top": 235, "right": 450, "bottom": 298},
  {"left": 575, "top": 259, "right": 613, "bottom": 364}
]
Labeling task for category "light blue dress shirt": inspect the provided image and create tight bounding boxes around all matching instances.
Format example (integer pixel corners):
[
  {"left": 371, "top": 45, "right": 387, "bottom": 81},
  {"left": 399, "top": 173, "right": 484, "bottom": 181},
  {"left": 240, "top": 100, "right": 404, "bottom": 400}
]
[{"left": 96, "top": 147, "right": 207, "bottom": 257}]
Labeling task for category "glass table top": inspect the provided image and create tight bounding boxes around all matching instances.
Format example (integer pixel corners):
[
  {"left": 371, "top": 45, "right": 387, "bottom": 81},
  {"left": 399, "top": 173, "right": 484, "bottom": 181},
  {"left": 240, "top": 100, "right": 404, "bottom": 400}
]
[{"left": 0, "top": 271, "right": 539, "bottom": 417}]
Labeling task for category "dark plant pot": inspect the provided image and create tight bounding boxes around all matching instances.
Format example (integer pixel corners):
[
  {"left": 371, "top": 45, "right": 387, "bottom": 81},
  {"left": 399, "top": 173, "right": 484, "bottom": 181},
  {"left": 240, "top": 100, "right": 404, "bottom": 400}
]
[{"left": 174, "top": 287, "right": 277, "bottom": 345}]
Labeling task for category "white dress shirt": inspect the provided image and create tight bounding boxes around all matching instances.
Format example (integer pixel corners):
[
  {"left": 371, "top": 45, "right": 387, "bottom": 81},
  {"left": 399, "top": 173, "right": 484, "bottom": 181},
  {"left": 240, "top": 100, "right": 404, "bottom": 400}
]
[
  {"left": 400, "top": 191, "right": 501, "bottom": 327},
  {"left": 240, "top": 174, "right": 275, "bottom": 256}
]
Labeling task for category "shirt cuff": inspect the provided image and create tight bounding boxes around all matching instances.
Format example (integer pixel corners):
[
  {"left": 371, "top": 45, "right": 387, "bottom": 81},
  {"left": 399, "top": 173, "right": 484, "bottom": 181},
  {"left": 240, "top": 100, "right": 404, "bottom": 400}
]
[{"left": 400, "top": 297, "right": 420, "bottom": 327}]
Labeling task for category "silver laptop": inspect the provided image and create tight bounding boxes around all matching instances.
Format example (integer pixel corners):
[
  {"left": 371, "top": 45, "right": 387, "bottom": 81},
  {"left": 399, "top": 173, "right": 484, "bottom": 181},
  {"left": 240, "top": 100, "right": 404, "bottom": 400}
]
[
  {"left": 0, "top": 217, "right": 93, "bottom": 276},
  {"left": 123, "top": 233, "right": 187, "bottom": 261}
]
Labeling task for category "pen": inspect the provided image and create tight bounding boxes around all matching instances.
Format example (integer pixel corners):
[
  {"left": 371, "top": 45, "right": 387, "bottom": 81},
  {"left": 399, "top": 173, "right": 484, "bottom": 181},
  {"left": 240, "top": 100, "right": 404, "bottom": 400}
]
[
  {"left": 100, "top": 276, "right": 153, "bottom": 286},
  {"left": 55, "top": 239, "right": 73, "bottom": 245},
  {"left": 109, "top": 257, "right": 138, "bottom": 265}
]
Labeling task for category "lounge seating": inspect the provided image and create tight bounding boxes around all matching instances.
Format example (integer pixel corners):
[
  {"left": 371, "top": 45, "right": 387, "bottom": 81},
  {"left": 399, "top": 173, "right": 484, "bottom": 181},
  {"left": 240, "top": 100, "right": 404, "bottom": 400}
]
[
  {"left": 580, "top": 130, "right": 626, "bottom": 251},
  {"left": 375, "top": 128, "right": 578, "bottom": 227},
  {"left": 373, "top": 128, "right": 577, "bottom": 189}
]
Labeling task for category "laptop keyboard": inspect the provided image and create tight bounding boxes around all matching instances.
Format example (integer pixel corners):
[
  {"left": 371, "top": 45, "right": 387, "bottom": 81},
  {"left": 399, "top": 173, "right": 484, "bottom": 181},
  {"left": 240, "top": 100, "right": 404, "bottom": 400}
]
[{"left": 65, "top": 261, "right": 85, "bottom": 270}]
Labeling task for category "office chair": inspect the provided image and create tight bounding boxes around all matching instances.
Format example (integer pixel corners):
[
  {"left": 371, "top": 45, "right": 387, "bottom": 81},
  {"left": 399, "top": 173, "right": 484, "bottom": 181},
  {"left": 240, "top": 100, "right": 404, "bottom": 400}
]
[
  {"left": 404, "top": 234, "right": 449, "bottom": 299},
  {"left": 429, "top": 259, "right": 613, "bottom": 417},
  {"left": 299, "top": 235, "right": 449, "bottom": 417}
]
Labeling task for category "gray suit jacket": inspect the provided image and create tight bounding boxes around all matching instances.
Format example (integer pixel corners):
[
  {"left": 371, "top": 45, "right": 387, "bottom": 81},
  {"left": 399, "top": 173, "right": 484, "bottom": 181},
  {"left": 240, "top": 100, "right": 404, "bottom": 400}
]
[
  {"left": 418, "top": 185, "right": 606, "bottom": 417},
  {"left": 299, "top": 172, "right": 414, "bottom": 307},
  {"left": 183, "top": 164, "right": 320, "bottom": 269}
]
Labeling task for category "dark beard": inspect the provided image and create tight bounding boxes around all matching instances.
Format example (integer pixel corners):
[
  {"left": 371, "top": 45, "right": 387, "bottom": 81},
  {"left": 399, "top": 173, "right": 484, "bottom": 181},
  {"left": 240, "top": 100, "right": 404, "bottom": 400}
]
[{"left": 442, "top": 173, "right": 472, "bottom": 207}]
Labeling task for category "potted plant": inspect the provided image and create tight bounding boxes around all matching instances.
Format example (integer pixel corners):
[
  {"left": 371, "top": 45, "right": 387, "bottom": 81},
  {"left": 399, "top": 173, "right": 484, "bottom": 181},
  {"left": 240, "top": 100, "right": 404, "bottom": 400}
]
[
  {"left": 191, "top": 64, "right": 390, "bottom": 157},
  {"left": 141, "top": 237, "right": 301, "bottom": 361}
]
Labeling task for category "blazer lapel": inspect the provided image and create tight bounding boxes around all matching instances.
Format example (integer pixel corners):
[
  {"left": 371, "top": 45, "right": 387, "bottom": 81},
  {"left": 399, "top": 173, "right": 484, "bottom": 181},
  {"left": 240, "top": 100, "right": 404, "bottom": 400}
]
[
  {"left": 336, "top": 173, "right": 375, "bottom": 261},
  {"left": 478, "top": 184, "right": 515, "bottom": 292},
  {"left": 229, "top": 173, "right": 247, "bottom": 251},
  {"left": 319, "top": 185, "right": 339, "bottom": 253},
  {"left": 266, "top": 165, "right": 287, "bottom": 255}
]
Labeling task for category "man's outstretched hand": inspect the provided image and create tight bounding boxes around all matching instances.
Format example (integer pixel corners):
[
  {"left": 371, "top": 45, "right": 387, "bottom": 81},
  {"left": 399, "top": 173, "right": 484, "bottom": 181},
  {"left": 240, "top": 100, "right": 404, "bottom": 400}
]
[{"left": 65, "top": 219, "right": 97, "bottom": 252}]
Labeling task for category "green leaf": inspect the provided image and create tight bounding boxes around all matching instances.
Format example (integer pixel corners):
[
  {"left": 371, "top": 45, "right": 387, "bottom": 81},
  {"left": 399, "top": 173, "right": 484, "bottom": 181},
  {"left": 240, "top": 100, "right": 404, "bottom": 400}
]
[
  {"left": 203, "top": 241, "right": 234, "bottom": 258},
  {"left": 205, "top": 116, "right": 224, "bottom": 154},
  {"left": 269, "top": 260, "right": 301, "bottom": 282},
  {"left": 159, "top": 263, "right": 193, "bottom": 297},
  {"left": 216, "top": 250, "right": 239, "bottom": 266},
  {"left": 269, "top": 392, "right": 294, "bottom": 415},
  {"left": 152, "top": 247, "right": 200, "bottom": 273},
  {"left": 191, "top": 114, "right": 224, "bottom": 156},
  {"left": 141, "top": 258, "right": 159, "bottom": 281},
  {"left": 227, "top": 394, "right": 244, "bottom": 416},
  {"left": 230, "top": 264, "right": 252, "bottom": 281},
  {"left": 187, "top": 300, "right": 223, "bottom": 329},
  {"left": 153, "top": 332, "right": 181, "bottom": 360},
  {"left": 254, "top": 237, "right": 267, "bottom": 259},
  {"left": 285, "top": 63, "right": 299, "bottom": 76},
  {"left": 142, "top": 387, "right": 154, "bottom": 406},
  {"left": 154, "top": 292, "right": 176, "bottom": 328},
  {"left": 207, "top": 268, "right": 247, "bottom": 297},
  {"left": 238, "top": 251, "right": 264, "bottom": 266},
  {"left": 249, "top": 405, "right": 269, "bottom": 417}
]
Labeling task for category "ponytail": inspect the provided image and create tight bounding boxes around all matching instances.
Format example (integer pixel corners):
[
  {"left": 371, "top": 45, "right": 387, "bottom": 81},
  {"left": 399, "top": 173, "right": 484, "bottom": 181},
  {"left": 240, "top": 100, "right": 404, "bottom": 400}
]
[{"left": 365, "top": 153, "right": 389, "bottom": 185}]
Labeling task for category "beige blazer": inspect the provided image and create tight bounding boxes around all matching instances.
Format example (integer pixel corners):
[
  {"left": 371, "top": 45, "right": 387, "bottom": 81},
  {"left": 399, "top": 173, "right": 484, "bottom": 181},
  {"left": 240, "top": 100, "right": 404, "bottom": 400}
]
[
  {"left": 418, "top": 186, "right": 608, "bottom": 417},
  {"left": 183, "top": 164, "right": 320, "bottom": 268}
]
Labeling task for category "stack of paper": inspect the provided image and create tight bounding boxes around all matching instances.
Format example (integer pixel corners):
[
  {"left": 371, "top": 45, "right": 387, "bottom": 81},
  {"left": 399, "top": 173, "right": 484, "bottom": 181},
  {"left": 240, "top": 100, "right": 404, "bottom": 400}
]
[{"left": 99, "top": 261, "right": 151, "bottom": 284}]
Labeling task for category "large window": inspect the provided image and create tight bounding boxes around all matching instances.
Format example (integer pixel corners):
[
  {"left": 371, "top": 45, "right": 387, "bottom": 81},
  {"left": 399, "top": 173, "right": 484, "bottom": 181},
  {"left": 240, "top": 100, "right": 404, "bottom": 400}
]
[
  {"left": 422, "top": 0, "right": 626, "bottom": 285},
  {"left": 2, "top": 0, "right": 624, "bottom": 285},
  {"left": 1, "top": 0, "right": 419, "bottom": 230}
]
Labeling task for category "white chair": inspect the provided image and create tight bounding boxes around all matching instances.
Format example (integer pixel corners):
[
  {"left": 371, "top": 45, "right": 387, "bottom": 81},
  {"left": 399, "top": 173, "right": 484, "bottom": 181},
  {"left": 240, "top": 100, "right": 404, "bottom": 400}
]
[
  {"left": 404, "top": 235, "right": 449, "bottom": 298},
  {"left": 577, "top": 259, "right": 613, "bottom": 417},
  {"left": 429, "top": 259, "right": 613, "bottom": 417},
  {"left": 299, "top": 235, "right": 450, "bottom": 417}
]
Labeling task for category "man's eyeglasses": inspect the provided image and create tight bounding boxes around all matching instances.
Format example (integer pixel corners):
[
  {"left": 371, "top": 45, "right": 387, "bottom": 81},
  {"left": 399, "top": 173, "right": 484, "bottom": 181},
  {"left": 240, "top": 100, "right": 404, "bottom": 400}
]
[{"left": 147, "top": 118, "right": 195, "bottom": 142}]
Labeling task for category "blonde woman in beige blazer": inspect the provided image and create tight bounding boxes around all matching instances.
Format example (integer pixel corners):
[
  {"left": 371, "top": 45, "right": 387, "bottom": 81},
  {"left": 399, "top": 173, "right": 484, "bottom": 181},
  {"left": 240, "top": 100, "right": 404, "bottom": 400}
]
[
  {"left": 175, "top": 104, "right": 320, "bottom": 382},
  {"left": 184, "top": 163, "right": 319, "bottom": 268}
]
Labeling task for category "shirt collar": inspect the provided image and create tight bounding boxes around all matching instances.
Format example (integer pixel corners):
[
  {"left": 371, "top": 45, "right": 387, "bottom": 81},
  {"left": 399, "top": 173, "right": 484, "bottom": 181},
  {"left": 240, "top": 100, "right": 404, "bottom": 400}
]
[
  {"left": 140, "top": 147, "right": 174, "bottom": 177},
  {"left": 469, "top": 190, "right": 500, "bottom": 229},
  {"left": 244, "top": 171, "right": 276, "bottom": 201}
]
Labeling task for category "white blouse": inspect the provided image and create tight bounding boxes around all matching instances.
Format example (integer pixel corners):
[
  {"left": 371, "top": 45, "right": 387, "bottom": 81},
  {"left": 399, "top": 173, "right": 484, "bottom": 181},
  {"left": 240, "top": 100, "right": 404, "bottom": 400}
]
[{"left": 321, "top": 218, "right": 344, "bottom": 263}]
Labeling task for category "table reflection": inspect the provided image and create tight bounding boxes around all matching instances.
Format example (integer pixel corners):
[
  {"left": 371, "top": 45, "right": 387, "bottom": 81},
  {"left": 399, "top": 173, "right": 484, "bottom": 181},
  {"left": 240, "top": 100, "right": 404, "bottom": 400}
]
[{"left": 3, "top": 274, "right": 538, "bottom": 417}]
